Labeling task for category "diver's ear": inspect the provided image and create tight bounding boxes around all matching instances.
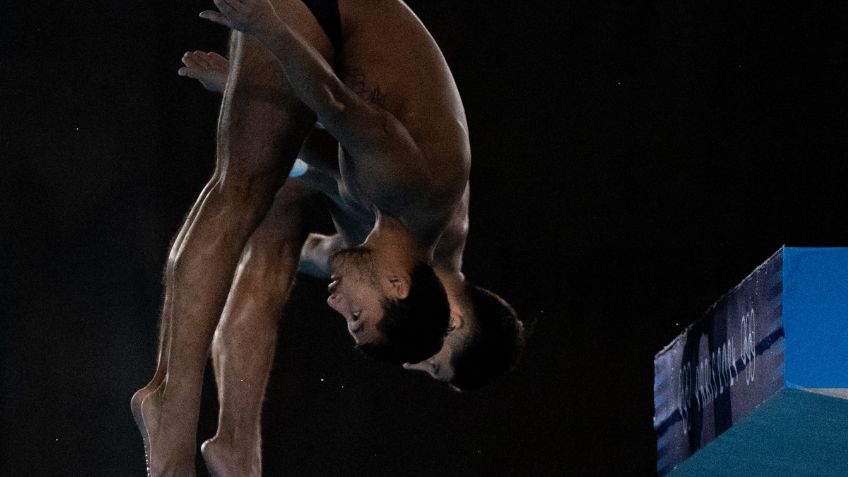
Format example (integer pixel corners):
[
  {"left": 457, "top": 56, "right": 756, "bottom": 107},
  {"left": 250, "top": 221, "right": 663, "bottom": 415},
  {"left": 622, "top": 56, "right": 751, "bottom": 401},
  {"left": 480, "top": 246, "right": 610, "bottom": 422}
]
[
  {"left": 387, "top": 275, "right": 411, "bottom": 300},
  {"left": 449, "top": 313, "right": 464, "bottom": 332}
]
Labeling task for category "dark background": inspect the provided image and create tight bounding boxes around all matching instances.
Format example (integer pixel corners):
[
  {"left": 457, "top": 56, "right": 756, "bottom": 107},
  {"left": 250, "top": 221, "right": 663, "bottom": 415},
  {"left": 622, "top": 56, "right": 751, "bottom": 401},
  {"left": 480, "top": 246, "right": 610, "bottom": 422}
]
[{"left": 2, "top": 1, "right": 846, "bottom": 475}]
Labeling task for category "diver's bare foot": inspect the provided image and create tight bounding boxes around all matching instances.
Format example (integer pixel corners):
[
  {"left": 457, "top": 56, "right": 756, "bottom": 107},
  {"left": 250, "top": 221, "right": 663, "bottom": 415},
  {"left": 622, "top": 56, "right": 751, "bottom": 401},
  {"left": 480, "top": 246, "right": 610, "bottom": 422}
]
[
  {"left": 201, "top": 435, "right": 261, "bottom": 477},
  {"left": 178, "top": 51, "right": 229, "bottom": 93},
  {"left": 131, "top": 383, "right": 160, "bottom": 467},
  {"left": 139, "top": 385, "right": 199, "bottom": 477}
]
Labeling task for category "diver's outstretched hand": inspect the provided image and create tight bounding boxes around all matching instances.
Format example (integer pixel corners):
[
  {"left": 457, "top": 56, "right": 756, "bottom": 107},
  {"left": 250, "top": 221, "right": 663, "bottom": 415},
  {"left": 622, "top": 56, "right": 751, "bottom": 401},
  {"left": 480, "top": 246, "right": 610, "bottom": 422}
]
[
  {"left": 177, "top": 51, "right": 229, "bottom": 93},
  {"left": 199, "top": 0, "right": 279, "bottom": 37}
]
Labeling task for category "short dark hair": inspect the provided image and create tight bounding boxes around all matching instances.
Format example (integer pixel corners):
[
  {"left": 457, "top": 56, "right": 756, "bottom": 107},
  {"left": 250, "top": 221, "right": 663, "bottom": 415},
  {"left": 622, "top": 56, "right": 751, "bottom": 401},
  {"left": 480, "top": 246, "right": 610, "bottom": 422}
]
[
  {"left": 357, "top": 263, "right": 450, "bottom": 364},
  {"left": 449, "top": 284, "right": 524, "bottom": 391}
]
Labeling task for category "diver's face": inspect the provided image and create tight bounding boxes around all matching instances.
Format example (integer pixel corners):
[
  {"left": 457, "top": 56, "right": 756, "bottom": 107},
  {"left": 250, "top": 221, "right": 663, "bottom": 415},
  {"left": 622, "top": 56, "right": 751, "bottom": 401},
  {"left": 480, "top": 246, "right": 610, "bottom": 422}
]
[{"left": 327, "top": 247, "right": 385, "bottom": 345}]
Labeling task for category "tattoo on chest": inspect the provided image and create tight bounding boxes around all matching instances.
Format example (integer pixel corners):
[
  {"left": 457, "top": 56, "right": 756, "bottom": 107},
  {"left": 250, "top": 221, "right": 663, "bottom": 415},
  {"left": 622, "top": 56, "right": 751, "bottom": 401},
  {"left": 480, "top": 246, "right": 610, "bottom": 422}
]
[{"left": 345, "top": 70, "right": 387, "bottom": 108}]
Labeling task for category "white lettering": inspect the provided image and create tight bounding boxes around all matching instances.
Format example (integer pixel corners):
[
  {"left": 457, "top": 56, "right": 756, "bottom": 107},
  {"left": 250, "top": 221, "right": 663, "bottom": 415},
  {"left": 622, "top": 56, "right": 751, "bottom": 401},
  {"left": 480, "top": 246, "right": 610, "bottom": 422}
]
[{"left": 675, "top": 307, "right": 757, "bottom": 432}]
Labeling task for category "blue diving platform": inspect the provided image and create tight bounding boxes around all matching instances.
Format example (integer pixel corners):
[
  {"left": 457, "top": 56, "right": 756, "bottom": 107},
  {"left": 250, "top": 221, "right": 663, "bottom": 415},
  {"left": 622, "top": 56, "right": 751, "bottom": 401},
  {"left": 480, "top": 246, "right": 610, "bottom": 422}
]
[{"left": 654, "top": 247, "right": 848, "bottom": 475}]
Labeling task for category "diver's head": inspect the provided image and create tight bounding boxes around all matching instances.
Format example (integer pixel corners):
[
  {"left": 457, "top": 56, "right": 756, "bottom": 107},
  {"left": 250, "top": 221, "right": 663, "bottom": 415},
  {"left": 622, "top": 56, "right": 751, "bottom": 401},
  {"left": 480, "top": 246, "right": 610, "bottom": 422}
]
[
  {"left": 403, "top": 283, "right": 524, "bottom": 390},
  {"left": 327, "top": 246, "right": 450, "bottom": 364}
]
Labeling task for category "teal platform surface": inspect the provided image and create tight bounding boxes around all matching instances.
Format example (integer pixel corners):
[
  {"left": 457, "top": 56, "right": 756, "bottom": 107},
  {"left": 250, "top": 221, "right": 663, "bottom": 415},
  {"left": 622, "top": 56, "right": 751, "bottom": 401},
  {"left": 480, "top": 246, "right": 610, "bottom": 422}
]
[{"left": 670, "top": 389, "right": 848, "bottom": 477}]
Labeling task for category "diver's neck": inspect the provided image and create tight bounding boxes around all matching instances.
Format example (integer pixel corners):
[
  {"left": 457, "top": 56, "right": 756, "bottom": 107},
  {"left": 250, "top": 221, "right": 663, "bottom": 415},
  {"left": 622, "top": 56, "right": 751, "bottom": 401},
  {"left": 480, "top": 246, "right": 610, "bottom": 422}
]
[
  {"left": 434, "top": 267, "right": 469, "bottom": 328},
  {"left": 362, "top": 212, "right": 432, "bottom": 264},
  {"left": 434, "top": 267, "right": 466, "bottom": 302}
]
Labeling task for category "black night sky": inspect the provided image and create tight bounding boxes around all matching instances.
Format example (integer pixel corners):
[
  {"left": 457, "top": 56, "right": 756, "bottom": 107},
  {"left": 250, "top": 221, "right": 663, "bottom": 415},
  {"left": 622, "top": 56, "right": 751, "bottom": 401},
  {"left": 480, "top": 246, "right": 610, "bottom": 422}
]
[{"left": 2, "top": 1, "right": 847, "bottom": 476}]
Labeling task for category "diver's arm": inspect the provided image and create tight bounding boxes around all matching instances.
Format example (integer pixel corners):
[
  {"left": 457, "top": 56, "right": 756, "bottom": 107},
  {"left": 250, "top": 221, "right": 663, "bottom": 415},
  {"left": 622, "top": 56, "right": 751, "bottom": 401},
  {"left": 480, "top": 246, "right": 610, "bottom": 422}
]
[
  {"left": 200, "top": 0, "right": 421, "bottom": 166},
  {"left": 298, "top": 233, "right": 345, "bottom": 278}
]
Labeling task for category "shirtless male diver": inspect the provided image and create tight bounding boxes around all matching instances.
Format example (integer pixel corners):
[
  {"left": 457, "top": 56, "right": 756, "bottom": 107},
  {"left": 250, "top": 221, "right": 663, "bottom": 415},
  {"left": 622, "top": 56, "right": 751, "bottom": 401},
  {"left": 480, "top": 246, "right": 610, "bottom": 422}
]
[{"left": 131, "top": 1, "right": 523, "bottom": 476}]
